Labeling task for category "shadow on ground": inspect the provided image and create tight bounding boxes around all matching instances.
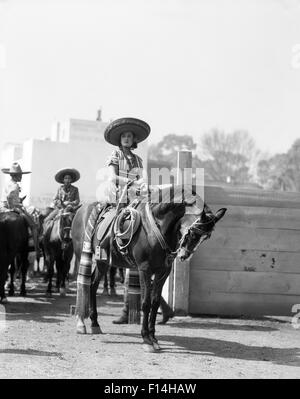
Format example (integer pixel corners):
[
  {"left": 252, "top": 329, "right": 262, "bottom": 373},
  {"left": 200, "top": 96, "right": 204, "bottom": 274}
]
[{"left": 104, "top": 332, "right": 300, "bottom": 368}]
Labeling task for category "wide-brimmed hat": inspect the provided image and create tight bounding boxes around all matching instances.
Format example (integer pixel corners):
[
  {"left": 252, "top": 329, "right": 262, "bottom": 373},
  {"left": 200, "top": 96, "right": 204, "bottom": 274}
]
[
  {"left": 104, "top": 117, "right": 150, "bottom": 146},
  {"left": 55, "top": 168, "right": 80, "bottom": 184},
  {"left": 1, "top": 162, "right": 31, "bottom": 175}
]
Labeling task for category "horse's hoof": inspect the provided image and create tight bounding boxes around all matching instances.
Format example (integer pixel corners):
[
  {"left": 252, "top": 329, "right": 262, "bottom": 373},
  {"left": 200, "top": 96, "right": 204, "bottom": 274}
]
[
  {"left": 158, "top": 312, "right": 174, "bottom": 325},
  {"left": 152, "top": 342, "right": 161, "bottom": 351},
  {"left": 76, "top": 325, "right": 87, "bottom": 334},
  {"left": 91, "top": 326, "right": 103, "bottom": 334},
  {"left": 46, "top": 292, "right": 52, "bottom": 298},
  {"left": 142, "top": 344, "right": 156, "bottom": 353},
  {"left": 8, "top": 290, "right": 14, "bottom": 297},
  {"left": 59, "top": 288, "right": 66, "bottom": 297},
  {"left": 20, "top": 291, "right": 26, "bottom": 297},
  {"left": 0, "top": 297, "right": 8, "bottom": 304},
  {"left": 102, "top": 288, "right": 109, "bottom": 296},
  {"left": 110, "top": 288, "right": 117, "bottom": 296}
]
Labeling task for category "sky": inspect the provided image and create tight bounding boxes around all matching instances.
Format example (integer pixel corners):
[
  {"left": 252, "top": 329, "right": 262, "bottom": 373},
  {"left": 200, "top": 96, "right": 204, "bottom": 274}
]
[{"left": 1, "top": 0, "right": 300, "bottom": 157}]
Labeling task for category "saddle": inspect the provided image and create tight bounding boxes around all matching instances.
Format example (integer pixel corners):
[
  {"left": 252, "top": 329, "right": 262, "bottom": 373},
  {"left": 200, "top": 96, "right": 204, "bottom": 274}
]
[
  {"left": 94, "top": 199, "right": 141, "bottom": 263},
  {"left": 96, "top": 207, "right": 117, "bottom": 242}
]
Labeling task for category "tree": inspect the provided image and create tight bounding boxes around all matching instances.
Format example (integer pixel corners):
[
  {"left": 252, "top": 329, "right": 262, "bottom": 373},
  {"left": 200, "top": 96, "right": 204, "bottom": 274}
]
[
  {"left": 148, "top": 134, "right": 202, "bottom": 170},
  {"left": 199, "top": 129, "right": 260, "bottom": 184},
  {"left": 257, "top": 139, "right": 300, "bottom": 192}
]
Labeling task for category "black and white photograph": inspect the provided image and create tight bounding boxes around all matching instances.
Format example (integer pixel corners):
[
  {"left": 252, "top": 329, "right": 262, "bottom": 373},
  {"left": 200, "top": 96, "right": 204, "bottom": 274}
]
[{"left": 0, "top": 0, "right": 300, "bottom": 382}]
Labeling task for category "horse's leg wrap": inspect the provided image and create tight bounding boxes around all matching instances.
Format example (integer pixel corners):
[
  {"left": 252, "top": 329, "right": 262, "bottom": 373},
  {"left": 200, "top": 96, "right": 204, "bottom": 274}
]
[{"left": 76, "top": 205, "right": 101, "bottom": 319}]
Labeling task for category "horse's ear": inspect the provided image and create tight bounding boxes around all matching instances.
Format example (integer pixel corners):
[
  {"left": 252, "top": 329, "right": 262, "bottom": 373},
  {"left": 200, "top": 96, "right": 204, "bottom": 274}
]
[{"left": 214, "top": 208, "right": 227, "bottom": 222}]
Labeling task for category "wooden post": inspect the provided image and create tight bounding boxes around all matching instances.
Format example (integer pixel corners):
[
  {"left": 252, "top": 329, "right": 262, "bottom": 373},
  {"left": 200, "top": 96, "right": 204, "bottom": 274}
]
[
  {"left": 163, "top": 150, "right": 192, "bottom": 315},
  {"left": 173, "top": 150, "right": 192, "bottom": 314}
]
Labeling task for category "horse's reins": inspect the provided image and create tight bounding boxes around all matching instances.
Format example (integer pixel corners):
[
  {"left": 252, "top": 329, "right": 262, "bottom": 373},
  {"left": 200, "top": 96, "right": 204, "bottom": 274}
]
[
  {"left": 145, "top": 202, "right": 216, "bottom": 263},
  {"left": 145, "top": 202, "right": 178, "bottom": 263}
]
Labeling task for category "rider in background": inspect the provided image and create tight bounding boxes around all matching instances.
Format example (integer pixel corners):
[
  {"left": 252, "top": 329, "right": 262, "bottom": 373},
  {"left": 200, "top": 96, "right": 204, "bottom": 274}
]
[
  {"left": 0, "top": 162, "right": 39, "bottom": 254},
  {"left": 45, "top": 168, "right": 80, "bottom": 223}
]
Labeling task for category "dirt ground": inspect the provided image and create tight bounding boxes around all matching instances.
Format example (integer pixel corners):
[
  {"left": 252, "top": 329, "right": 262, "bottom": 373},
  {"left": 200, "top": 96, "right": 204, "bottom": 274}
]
[{"left": 0, "top": 277, "right": 300, "bottom": 379}]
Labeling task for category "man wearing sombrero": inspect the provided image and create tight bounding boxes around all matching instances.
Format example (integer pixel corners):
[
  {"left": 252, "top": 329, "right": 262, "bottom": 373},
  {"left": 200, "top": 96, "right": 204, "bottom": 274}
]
[
  {"left": 45, "top": 168, "right": 80, "bottom": 222},
  {"left": 0, "top": 162, "right": 39, "bottom": 254}
]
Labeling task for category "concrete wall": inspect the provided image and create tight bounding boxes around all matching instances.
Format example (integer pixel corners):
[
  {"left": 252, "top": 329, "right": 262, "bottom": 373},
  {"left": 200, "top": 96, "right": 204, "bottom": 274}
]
[
  {"left": 1, "top": 117, "right": 148, "bottom": 208},
  {"left": 22, "top": 137, "right": 147, "bottom": 208}
]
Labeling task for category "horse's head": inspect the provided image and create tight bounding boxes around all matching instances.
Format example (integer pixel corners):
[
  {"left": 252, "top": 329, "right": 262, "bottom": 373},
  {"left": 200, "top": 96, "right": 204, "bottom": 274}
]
[
  {"left": 59, "top": 211, "right": 73, "bottom": 250},
  {"left": 177, "top": 203, "right": 226, "bottom": 262}
]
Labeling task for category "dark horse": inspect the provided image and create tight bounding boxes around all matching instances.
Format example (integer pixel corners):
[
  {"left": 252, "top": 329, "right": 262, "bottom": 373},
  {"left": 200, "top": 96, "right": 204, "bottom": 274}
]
[
  {"left": 43, "top": 209, "right": 75, "bottom": 297},
  {"left": 73, "top": 185, "right": 226, "bottom": 352},
  {"left": 6, "top": 207, "right": 50, "bottom": 296},
  {"left": 0, "top": 211, "right": 29, "bottom": 302}
]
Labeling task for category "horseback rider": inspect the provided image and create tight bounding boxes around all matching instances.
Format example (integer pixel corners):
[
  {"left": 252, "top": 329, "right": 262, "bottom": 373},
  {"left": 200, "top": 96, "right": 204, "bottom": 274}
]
[
  {"left": 45, "top": 168, "right": 80, "bottom": 223},
  {"left": 96, "top": 118, "right": 149, "bottom": 205},
  {"left": 0, "top": 162, "right": 39, "bottom": 254},
  {"left": 76, "top": 117, "right": 174, "bottom": 324}
]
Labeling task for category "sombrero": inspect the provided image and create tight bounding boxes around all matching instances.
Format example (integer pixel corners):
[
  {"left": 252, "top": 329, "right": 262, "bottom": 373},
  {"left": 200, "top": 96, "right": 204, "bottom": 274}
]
[
  {"left": 55, "top": 168, "right": 80, "bottom": 184},
  {"left": 1, "top": 162, "right": 31, "bottom": 175},
  {"left": 104, "top": 117, "right": 150, "bottom": 146}
]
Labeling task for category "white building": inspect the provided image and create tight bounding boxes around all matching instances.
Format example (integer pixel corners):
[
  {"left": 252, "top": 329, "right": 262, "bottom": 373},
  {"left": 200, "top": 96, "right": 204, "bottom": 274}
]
[{"left": 0, "top": 115, "right": 148, "bottom": 208}]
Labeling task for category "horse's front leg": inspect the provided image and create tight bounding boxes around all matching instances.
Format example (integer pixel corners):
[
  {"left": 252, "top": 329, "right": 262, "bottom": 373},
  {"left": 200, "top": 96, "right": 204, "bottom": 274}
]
[
  {"left": 102, "top": 269, "right": 109, "bottom": 295},
  {"left": 45, "top": 254, "right": 54, "bottom": 297},
  {"left": 149, "top": 266, "right": 172, "bottom": 351},
  {"left": 7, "top": 260, "right": 15, "bottom": 296},
  {"left": 56, "top": 256, "right": 62, "bottom": 293},
  {"left": 20, "top": 253, "right": 29, "bottom": 297},
  {"left": 109, "top": 266, "right": 117, "bottom": 296},
  {"left": 1, "top": 254, "right": 10, "bottom": 302},
  {"left": 139, "top": 269, "right": 154, "bottom": 352},
  {"left": 59, "top": 249, "right": 72, "bottom": 297},
  {"left": 90, "top": 261, "right": 108, "bottom": 334}
]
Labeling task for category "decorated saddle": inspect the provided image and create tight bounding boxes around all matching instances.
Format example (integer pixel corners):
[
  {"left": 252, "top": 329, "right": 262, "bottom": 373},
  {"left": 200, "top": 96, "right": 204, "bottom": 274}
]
[{"left": 93, "top": 199, "right": 141, "bottom": 266}]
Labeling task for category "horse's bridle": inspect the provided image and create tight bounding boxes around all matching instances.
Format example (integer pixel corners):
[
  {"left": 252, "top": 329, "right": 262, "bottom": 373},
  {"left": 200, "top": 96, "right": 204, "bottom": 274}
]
[
  {"left": 145, "top": 202, "right": 216, "bottom": 264},
  {"left": 177, "top": 216, "right": 215, "bottom": 250},
  {"left": 58, "top": 211, "right": 73, "bottom": 244}
]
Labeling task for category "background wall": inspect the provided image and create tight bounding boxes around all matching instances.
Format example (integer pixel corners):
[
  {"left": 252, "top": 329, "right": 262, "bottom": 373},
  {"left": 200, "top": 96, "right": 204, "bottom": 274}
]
[{"left": 189, "top": 185, "right": 300, "bottom": 316}]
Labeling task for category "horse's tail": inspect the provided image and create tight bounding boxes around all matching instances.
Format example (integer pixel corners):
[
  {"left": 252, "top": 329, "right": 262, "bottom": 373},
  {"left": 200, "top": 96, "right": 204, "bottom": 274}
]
[{"left": 75, "top": 205, "right": 100, "bottom": 319}]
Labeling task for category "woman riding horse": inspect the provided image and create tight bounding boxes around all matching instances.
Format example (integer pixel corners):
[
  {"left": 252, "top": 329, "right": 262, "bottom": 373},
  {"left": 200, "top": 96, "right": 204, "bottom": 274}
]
[{"left": 76, "top": 117, "right": 174, "bottom": 323}]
